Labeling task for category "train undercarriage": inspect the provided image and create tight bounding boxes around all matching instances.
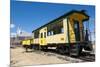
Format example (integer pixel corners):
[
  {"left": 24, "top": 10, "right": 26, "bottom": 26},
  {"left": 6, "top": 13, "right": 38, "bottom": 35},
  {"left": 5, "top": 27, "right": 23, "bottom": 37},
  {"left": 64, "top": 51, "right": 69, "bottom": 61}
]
[{"left": 23, "top": 41, "right": 93, "bottom": 57}]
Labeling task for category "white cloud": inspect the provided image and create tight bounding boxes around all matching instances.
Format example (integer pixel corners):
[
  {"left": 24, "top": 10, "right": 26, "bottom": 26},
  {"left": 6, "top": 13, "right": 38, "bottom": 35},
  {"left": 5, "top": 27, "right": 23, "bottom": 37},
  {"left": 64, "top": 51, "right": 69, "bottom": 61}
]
[{"left": 10, "top": 24, "right": 15, "bottom": 28}]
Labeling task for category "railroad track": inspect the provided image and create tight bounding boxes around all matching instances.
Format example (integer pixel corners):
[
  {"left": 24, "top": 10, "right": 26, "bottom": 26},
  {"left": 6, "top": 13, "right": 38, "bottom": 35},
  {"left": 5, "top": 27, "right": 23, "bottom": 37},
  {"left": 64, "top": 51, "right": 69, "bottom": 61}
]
[
  {"left": 78, "top": 52, "right": 95, "bottom": 62},
  {"left": 30, "top": 49, "right": 95, "bottom": 63}
]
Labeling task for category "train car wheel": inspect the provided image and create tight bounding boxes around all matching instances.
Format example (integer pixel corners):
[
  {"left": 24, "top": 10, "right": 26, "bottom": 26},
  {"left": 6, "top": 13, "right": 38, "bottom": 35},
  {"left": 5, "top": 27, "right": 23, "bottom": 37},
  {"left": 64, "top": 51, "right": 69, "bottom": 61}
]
[
  {"left": 56, "top": 45, "right": 65, "bottom": 54},
  {"left": 25, "top": 45, "right": 29, "bottom": 52},
  {"left": 69, "top": 44, "right": 80, "bottom": 57}
]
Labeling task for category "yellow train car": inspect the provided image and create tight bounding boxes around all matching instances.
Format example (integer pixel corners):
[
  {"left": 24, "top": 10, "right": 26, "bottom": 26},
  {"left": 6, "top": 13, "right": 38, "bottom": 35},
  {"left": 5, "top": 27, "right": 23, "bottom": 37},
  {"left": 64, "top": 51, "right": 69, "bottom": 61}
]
[
  {"left": 23, "top": 10, "right": 92, "bottom": 56},
  {"left": 21, "top": 39, "right": 34, "bottom": 52},
  {"left": 22, "top": 40, "right": 30, "bottom": 46},
  {"left": 22, "top": 40, "right": 26, "bottom": 46}
]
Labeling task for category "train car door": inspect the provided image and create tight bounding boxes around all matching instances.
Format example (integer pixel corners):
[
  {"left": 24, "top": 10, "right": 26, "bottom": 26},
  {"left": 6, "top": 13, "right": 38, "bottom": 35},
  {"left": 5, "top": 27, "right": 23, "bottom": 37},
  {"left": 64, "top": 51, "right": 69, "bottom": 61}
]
[
  {"left": 39, "top": 28, "right": 47, "bottom": 46},
  {"left": 74, "top": 20, "right": 80, "bottom": 41}
]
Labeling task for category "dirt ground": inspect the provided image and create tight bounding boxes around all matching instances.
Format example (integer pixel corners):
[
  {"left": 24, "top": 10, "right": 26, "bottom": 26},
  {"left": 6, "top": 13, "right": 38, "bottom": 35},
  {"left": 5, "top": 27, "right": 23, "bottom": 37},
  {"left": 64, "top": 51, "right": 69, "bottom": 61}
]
[
  {"left": 10, "top": 47, "right": 95, "bottom": 67},
  {"left": 11, "top": 47, "right": 69, "bottom": 66}
]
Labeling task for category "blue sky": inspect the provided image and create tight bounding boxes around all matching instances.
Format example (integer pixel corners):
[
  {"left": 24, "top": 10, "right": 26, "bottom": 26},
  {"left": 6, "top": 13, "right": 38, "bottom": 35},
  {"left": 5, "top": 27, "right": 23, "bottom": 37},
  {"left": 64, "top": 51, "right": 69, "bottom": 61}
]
[{"left": 10, "top": 0, "right": 95, "bottom": 36}]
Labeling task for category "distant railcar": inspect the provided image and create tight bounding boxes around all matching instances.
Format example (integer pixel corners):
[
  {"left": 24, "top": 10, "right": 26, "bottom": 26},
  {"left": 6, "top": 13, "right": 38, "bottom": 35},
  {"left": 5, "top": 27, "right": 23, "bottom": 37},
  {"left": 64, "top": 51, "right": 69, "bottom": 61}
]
[
  {"left": 21, "top": 39, "right": 33, "bottom": 52},
  {"left": 21, "top": 10, "right": 93, "bottom": 56}
]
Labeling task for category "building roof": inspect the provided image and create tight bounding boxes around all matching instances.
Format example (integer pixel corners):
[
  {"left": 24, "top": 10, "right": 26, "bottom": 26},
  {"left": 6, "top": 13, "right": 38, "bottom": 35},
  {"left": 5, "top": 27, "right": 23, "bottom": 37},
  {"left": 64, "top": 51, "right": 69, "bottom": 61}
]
[
  {"left": 17, "top": 31, "right": 32, "bottom": 37},
  {"left": 32, "top": 10, "right": 89, "bottom": 33},
  {"left": 11, "top": 31, "right": 32, "bottom": 38}
]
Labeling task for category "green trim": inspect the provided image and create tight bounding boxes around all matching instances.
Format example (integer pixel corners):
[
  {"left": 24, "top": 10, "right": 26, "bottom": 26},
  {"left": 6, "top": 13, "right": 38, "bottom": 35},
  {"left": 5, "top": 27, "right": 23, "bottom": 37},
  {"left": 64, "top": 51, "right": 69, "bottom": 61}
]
[{"left": 67, "top": 17, "right": 70, "bottom": 44}]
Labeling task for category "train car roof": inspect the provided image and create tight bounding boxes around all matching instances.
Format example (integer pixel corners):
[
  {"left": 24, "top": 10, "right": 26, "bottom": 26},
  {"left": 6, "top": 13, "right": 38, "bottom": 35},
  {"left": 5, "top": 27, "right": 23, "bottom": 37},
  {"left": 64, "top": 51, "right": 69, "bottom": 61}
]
[{"left": 32, "top": 10, "right": 89, "bottom": 33}]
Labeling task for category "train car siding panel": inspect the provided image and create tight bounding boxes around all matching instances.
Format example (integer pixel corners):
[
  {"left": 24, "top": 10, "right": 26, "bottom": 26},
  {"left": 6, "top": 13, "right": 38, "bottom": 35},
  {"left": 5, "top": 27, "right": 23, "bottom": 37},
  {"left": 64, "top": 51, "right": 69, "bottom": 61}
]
[
  {"left": 68, "top": 18, "right": 76, "bottom": 43},
  {"left": 46, "top": 33, "right": 66, "bottom": 44},
  {"left": 26, "top": 40, "right": 31, "bottom": 45},
  {"left": 63, "top": 18, "right": 69, "bottom": 43},
  {"left": 30, "top": 39, "right": 34, "bottom": 44},
  {"left": 34, "top": 38, "right": 39, "bottom": 44},
  {"left": 22, "top": 40, "right": 31, "bottom": 46},
  {"left": 22, "top": 40, "right": 26, "bottom": 45}
]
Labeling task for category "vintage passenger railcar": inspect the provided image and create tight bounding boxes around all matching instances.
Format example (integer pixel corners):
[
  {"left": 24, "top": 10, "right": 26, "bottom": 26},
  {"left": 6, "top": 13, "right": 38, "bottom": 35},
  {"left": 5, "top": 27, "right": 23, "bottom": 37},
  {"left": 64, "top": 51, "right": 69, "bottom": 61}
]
[{"left": 21, "top": 10, "right": 93, "bottom": 56}]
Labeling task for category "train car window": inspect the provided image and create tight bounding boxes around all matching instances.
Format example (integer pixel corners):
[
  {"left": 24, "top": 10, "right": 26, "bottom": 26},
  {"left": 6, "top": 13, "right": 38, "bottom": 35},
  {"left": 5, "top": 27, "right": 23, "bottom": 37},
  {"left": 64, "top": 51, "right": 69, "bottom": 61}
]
[
  {"left": 47, "top": 19, "right": 63, "bottom": 35},
  {"left": 61, "top": 28, "right": 64, "bottom": 33},
  {"left": 48, "top": 32, "right": 50, "bottom": 36},
  {"left": 44, "top": 32, "right": 46, "bottom": 38},
  {"left": 47, "top": 31, "right": 53, "bottom": 36},
  {"left": 34, "top": 31, "right": 39, "bottom": 38},
  {"left": 51, "top": 31, "right": 54, "bottom": 35},
  {"left": 41, "top": 33, "right": 43, "bottom": 38}
]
